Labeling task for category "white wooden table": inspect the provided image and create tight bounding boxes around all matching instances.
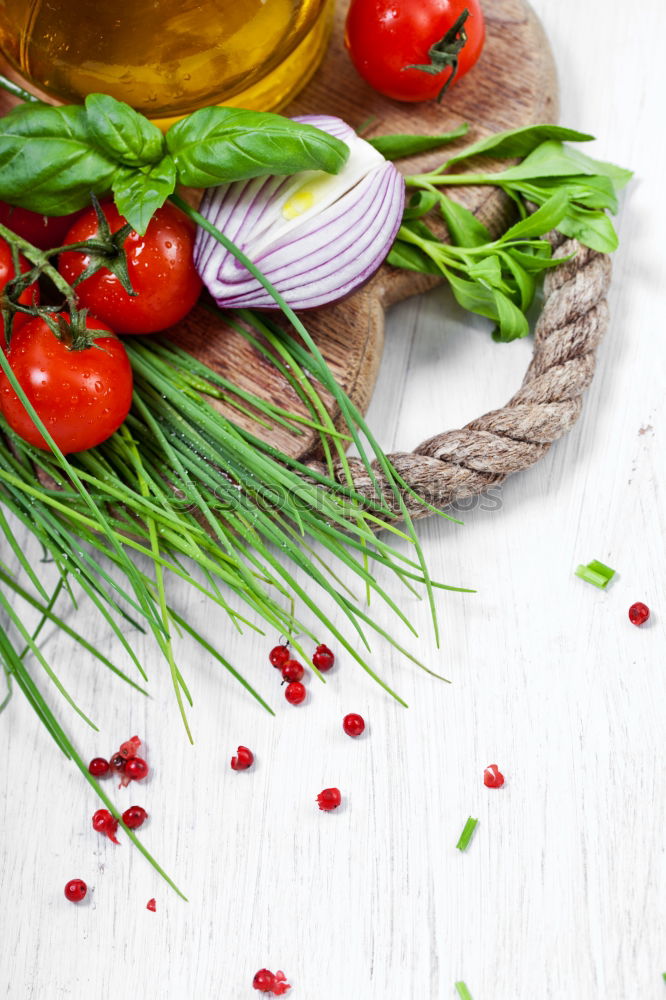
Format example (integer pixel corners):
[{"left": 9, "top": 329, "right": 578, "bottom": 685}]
[{"left": 1, "top": 1, "right": 664, "bottom": 997}]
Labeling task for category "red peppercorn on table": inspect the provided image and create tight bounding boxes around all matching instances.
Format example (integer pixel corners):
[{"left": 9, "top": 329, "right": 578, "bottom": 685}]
[{"left": 0, "top": 0, "right": 664, "bottom": 997}]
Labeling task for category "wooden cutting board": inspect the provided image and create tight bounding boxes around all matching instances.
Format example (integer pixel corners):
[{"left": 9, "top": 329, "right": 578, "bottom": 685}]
[{"left": 0, "top": 0, "right": 557, "bottom": 461}]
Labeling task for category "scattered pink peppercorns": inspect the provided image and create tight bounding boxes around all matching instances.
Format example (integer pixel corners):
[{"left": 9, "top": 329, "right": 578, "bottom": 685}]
[
  {"left": 284, "top": 681, "right": 306, "bottom": 705},
  {"left": 253, "top": 970, "right": 276, "bottom": 993},
  {"left": 253, "top": 969, "right": 290, "bottom": 995},
  {"left": 272, "top": 972, "right": 290, "bottom": 996},
  {"left": 316, "top": 787, "right": 342, "bottom": 811},
  {"left": 64, "top": 879, "right": 87, "bottom": 903},
  {"left": 312, "top": 644, "right": 335, "bottom": 672},
  {"left": 628, "top": 602, "right": 650, "bottom": 626},
  {"left": 483, "top": 764, "right": 505, "bottom": 789},
  {"left": 122, "top": 805, "right": 148, "bottom": 829},
  {"left": 88, "top": 756, "right": 110, "bottom": 777},
  {"left": 281, "top": 659, "right": 305, "bottom": 683},
  {"left": 92, "top": 808, "right": 120, "bottom": 844},
  {"left": 119, "top": 735, "right": 142, "bottom": 759},
  {"left": 110, "top": 753, "right": 126, "bottom": 773},
  {"left": 124, "top": 757, "right": 149, "bottom": 781},
  {"left": 269, "top": 644, "right": 290, "bottom": 668},
  {"left": 231, "top": 746, "right": 254, "bottom": 771},
  {"left": 146, "top": 898, "right": 156, "bottom": 912},
  {"left": 343, "top": 713, "right": 365, "bottom": 737}
]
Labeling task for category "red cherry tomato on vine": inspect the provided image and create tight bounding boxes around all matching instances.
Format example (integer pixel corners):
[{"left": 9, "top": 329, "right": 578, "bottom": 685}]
[
  {"left": 0, "top": 202, "right": 81, "bottom": 251},
  {"left": 345, "top": 0, "right": 485, "bottom": 103},
  {"left": 0, "top": 237, "right": 40, "bottom": 334},
  {"left": 0, "top": 313, "right": 133, "bottom": 453},
  {"left": 58, "top": 202, "right": 203, "bottom": 334}
]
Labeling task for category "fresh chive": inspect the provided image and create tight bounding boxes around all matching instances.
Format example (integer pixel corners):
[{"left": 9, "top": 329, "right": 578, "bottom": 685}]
[
  {"left": 575, "top": 559, "right": 615, "bottom": 589},
  {"left": 0, "top": 144, "right": 472, "bottom": 899},
  {"left": 455, "top": 982, "right": 474, "bottom": 1000},
  {"left": 456, "top": 816, "right": 479, "bottom": 851}
]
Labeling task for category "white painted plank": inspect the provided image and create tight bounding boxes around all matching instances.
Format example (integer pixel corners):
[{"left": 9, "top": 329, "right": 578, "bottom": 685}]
[{"left": 1, "top": 1, "right": 665, "bottom": 997}]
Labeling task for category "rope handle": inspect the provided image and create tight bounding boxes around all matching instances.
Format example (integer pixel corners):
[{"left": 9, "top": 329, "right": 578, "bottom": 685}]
[{"left": 310, "top": 234, "right": 612, "bottom": 516}]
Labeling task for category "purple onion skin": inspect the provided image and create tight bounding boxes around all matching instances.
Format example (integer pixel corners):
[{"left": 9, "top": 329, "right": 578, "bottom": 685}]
[{"left": 194, "top": 115, "right": 405, "bottom": 313}]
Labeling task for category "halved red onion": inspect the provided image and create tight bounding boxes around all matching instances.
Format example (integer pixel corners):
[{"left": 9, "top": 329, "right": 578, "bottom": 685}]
[{"left": 194, "top": 115, "right": 405, "bottom": 311}]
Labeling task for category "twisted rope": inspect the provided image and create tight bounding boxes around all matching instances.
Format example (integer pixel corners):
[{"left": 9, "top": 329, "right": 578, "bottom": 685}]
[{"left": 311, "top": 234, "right": 612, "bottom": 517}]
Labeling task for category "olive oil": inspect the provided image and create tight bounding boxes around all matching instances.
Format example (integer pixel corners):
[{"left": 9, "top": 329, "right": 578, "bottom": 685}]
[{"left": 0, "top": 0, "right": 333, "bottom": 116}]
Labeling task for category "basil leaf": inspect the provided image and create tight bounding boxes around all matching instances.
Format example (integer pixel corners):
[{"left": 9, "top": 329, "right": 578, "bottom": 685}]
[
  {"left": 444, "top": 125, "right": 595, "bottom": 168},
  {"left": 369, "top": 124, "right": 468, "bottom": 160},
  {"left": 500, "top": 190, "right": 569, "bottom": 241},
  {"left": 438, "top": 193, "right": 490, "bottom": 247},
  {"left": 166, "top": 107, "right": 349, "bottom": 187},
  {"left": 112, "top": 157, "right": 177, "bottom": 235},
  {"left": 84, "top": 94, "right": 165, "bottom": 167},
  {"left": 387, "top": 241, "right": 441, "bottom": 276},
  {"left": 0, "top": 104, "right": 117, "bottom": 214}
]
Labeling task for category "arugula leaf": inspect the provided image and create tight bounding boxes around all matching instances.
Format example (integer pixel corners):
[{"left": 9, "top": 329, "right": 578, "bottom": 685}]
[
  {"left": 551, "top": 143, "right": 633, "bottom": 189},
  {"left": 0, "top": 103, "right": 118, "bottom": 215},
  {"left": 491, "top": 287, "right": 530, "bottom": 341},
  {"left": 557, "top": 205, "right": 619, "bottom": 253},
  {"left": 166, "top": 107, "right": 349, "bottom": 187},
  {"left": 507, "top": 247, "right": 566, "bottom": 272},
  {"left": 499, "top": 189, "right": 569, "bottom": 241},
  {"left": 516, "top": 175, "right": 619, "bottom": 213},
  {"left": 402, "top": 190, "right": 440, "bottom": 220},
  {"left": 467, "top": 254, "right": 504, "bottom": 288},
  {"left": 438, "top": 193, "right": 491, "bottom": 247},
  {"left": 441, "top": 266, "right": 499, "bottom": 320},
  {"left": 112, "top": 157, "right": 177, "bottom": 235},
  {"left": 490, "top": 141, "right": 631, "bottom": 187},
  {"left": 84, "top": 93, "right": 165, "bottom": 167},
  {"left": 387, "top": 240, "right": 441, "bottom": 275},
  {"left": 368, "top": 123, "right": 468, "bottom": 160},
  {"left": 498, "top": 250, "right": 536, "bottom": 310},
  {"left": 444, "top": 124, "right": 595, "bottom": 168}
]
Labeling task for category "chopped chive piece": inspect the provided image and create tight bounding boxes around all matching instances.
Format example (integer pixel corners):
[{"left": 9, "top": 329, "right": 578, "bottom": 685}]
[
  {"left": 456, "top": 816, "right": 478, "bottom": 851},
  {"left": 575, "top": 559, "right": 616, "bottom": 588},
  {"left": 455, "top": 983, "right": 474, "bottom": 1000}
]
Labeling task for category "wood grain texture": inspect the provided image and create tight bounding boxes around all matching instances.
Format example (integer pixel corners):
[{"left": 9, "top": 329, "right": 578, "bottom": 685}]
[
  {"left": 0, "top": 0, "right": 557, "bottom": 461},
  {"left": 1, "top": 1, "right": 665, "bottom": 999},
  {"left": 172, "top": 0, "right": 557, "bottom": 460}
]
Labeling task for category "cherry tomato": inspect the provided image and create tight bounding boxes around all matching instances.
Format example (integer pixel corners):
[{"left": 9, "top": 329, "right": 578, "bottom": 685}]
[
  {"left": 58, "top": 202, "right": 203, "bottom": 334},
  {"left": 0, "top": 313, "right": 133, "bottom": 453},
  {"left": 345, "top": 0, "right": 485, "bottom": 103},
  {"left": 0, "top": 237, "right": 39, "bottom": 334},
  {"left": 0, "top": 202, "right": 81, "bottom": 251}
]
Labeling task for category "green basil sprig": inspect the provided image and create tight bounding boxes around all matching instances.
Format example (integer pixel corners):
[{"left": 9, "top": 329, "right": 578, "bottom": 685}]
[
  {"left": 165, "top": 106, "right": 349, "bottom": 187},
  {"left": 0, "top": 95, "right": 350, "bottom": 234},
  {"left": 0, "top": 104, "right": 118, "bottom": 216}
]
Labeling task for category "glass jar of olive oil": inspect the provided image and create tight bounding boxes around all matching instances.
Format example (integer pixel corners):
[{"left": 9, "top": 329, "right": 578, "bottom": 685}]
[{"left": 0, "top": 0, "right": 334, "bottom": 117}]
